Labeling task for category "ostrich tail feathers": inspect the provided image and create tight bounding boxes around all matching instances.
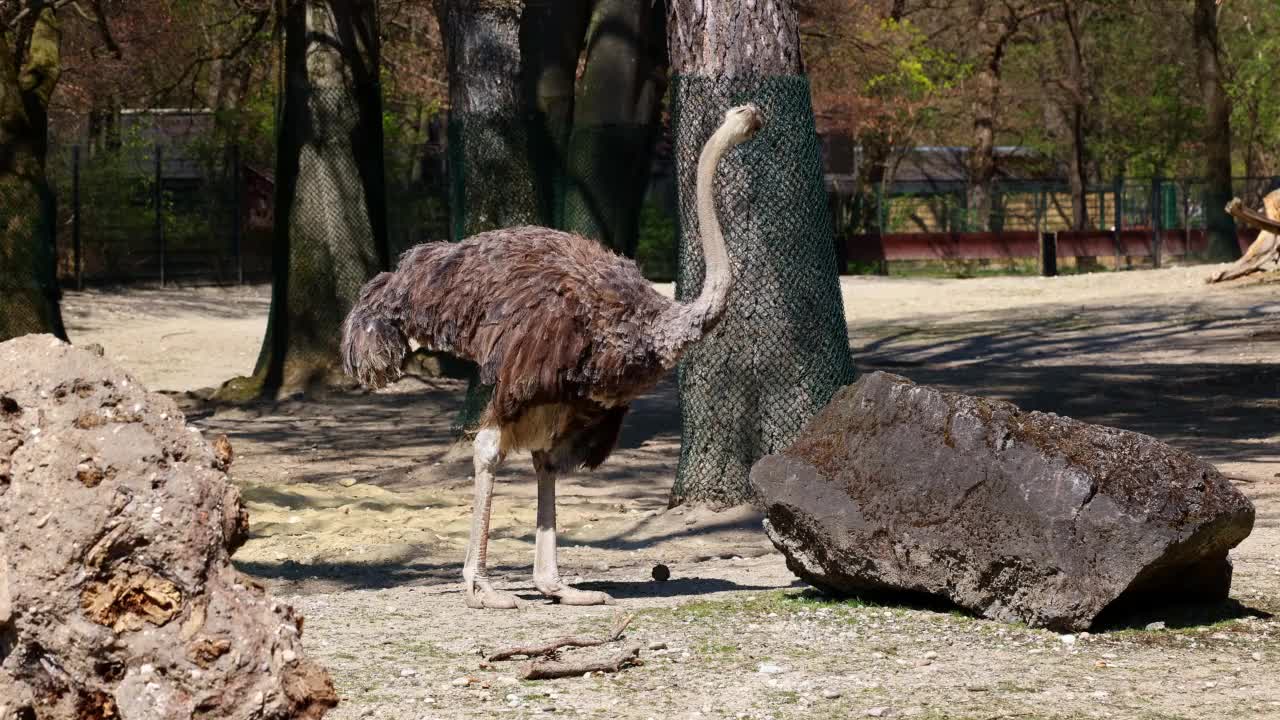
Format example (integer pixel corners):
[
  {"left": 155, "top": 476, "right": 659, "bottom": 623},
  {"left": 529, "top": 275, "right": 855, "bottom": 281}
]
[{"left": 341, "top": 272, "right": 408, "bottom": 389}]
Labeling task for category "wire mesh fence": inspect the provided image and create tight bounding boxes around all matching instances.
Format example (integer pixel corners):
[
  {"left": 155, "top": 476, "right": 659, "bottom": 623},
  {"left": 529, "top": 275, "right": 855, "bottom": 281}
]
[
  {"left": 849, "top": 176, "right": 1280, "bottom": 236},
  {"left": 0, "top": 178, "right": 62, "bottom": 339},
  {"left": 17, "top": 129, "right": 1273, "bottom": 299}
]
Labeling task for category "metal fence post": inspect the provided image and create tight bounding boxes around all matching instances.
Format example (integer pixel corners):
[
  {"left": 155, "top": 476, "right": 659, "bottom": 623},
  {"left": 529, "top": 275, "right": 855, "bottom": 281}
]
[
  {"left": 72, "top": 145, "right": 82, "bottom": 290},
  {"left": 155, "top": 145, "right": 165, "bottom": 287},
  {"left": 1151, "top": 175, "right": 1162, "bottom": 268},
  {"left": 1113, "top": 174, "right": 1124, "bottom": 269},
  {"left": 1040, "top": 231, "right": 1057, "bottom": 277},
  {"left": 231, "top": 145, "right": 243, "bottom": 285}
]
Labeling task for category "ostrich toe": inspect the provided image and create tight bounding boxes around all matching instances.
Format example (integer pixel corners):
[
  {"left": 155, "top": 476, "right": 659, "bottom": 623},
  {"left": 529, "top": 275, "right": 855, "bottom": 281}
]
[
  {"left": 539, "top": 583, "right": 614, "bottom": 606},
  {"left": 465, "top": 581, "right": 520, "bottom": 610}
]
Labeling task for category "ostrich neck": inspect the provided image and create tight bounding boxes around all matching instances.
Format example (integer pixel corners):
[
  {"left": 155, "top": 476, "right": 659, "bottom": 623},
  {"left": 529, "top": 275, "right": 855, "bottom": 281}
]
[
  {"left": 653, "top": 119, "right": 739, "bottom": 370},
  {"left": 691, "top": 122, "right": 736, "bottom": 323}
]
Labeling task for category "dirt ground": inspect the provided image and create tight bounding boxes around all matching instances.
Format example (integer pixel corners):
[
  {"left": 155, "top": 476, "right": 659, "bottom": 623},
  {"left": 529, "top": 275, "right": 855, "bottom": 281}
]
[{"left": 61, "top": 263, "right": 1280, "bottom": 720}]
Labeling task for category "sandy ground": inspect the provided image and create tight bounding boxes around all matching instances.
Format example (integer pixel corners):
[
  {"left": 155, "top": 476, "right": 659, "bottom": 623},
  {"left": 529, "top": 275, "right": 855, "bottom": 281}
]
[{"left": 59, "top": 264, "right": 1280, "bottom": 719}]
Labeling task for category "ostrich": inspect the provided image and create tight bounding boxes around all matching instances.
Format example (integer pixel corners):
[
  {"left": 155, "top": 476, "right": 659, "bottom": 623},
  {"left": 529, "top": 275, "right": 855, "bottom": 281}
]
[{"left": 340, "top": 104, "right": 764, "bottom": 609}]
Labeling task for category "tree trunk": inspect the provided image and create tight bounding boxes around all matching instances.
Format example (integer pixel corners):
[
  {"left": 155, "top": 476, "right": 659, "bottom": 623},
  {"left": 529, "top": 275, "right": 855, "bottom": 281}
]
[
  {"left": 441, "top": 0, "right": 540, "bottom": 237},
  {"left": 666, "top": 0, "right": 855, "bottom": 508},
  {"left": 1193, "top": 0, "right": 1239, "bottom": 261},
  {"left": 968, "top": 43, "right": 1001, "bottom": 232},
  {"left": 437, "top": 0, "right": 543, "bottom": 432},
  {"left": 558, "top": 0, "right": 668, "bottom": 257},
  {"left": 0, "top": 9, "right": 66, "bottom": 343},
  {"left": 235, "top": 0, "right": 388, "bottom": 399}
]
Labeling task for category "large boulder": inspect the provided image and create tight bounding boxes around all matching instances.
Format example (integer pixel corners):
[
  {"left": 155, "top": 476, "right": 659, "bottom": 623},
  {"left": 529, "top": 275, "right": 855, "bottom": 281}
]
[
  {"left": 0, "top": 335, "right": 336, "bottom": 719},
  {"left": 750, "top": 372, "right": 1255, "bottom": 631}
]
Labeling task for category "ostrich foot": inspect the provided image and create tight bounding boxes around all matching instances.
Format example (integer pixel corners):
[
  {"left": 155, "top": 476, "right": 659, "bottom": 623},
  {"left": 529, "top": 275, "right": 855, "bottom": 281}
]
[
  {"left": 465, "top": 580, "right": 519, "bottom": 610},
  {"left": 536, "top": 580, "right": 614, "bottom": 606}
]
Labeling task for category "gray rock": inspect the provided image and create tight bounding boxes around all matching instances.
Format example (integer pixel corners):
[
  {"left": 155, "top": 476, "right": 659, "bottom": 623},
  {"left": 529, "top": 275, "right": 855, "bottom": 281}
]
[{"left": 750, "top": 372, "right": 1254, "bottom": 632}]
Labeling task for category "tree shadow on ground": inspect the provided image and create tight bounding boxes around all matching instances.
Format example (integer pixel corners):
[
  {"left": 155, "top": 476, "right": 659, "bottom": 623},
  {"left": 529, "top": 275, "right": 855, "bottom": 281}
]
[{"left": 854, "top": 299, "right": 1279, "bottom": 467}]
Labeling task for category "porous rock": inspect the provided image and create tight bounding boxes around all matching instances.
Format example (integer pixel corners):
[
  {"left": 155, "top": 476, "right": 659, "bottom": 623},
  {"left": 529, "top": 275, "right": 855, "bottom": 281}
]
[
  {"left": 750, "top": 372, "right": 1255, "bottom": 631},
  {"left": 0, "top": 335, "right": 336, "bottom": 719}
]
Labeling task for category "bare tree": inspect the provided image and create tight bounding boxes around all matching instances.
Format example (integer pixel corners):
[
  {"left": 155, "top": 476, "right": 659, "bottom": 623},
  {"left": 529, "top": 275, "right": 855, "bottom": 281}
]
[
  {"left": 964, "top": 0, "right": 1055, "bottom": 231},
  {"left": 1193, "top": 0, "right": 1240, "bottom": 260}
]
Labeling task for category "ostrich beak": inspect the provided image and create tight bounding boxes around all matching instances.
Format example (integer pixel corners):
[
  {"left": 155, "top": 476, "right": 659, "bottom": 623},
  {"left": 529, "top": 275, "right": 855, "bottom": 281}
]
[{"left": 741, "top": 104, "right": 765, "bottom": 136}]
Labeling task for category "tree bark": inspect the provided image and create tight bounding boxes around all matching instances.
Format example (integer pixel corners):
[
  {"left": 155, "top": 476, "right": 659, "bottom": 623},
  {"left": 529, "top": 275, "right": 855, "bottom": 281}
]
[
  {"left": 0, "top": 8, "right": 66, "bottom": 343},
  {"left": 666, "top": 0, "right": 855, "bottom": 508},
  {"left": 235, "top": 0, "right": 388, "bottom": 399},
  {"left": 436, "top": 0, "right": 543, "bottom": 431},
  {"left": 440, "top": 0, "right": 540, "bottom": 237},
  {"left": 1193, "top": 0, "right": 1239, "bottom": 261}
]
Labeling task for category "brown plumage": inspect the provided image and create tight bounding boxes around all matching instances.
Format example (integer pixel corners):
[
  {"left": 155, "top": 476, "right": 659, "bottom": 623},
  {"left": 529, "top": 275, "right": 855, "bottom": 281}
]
[
  {"left": 340, "top": 104, "right": 764, "bottom": 609},
  {"left": 343, "top": 228, "right": 684, "bottom": 466}
]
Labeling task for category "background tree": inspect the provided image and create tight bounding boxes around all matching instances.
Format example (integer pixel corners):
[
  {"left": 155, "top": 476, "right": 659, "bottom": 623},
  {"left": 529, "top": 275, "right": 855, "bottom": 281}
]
[
  {"left": 1194, "top": 0, "right": 1239, "bottom": 260},
  {"left": 522, "top": 0, "right": 668, "bottom": 257},
  {"left": 665, "top": 0, "right": 856, "bottom": 508},
  {"left": 1, "top": 3, "right": 66, "bottom": 342},
  {"left": 228, "top": 0, "right": 389, "bottom": 398}
]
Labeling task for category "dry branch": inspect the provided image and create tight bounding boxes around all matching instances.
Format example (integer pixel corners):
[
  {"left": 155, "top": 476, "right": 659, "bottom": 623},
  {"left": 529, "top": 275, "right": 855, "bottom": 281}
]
[
  {"left": 1225, "top": 198, "right": 1280, "bottom": 235},
  {"left": 486, "top": 613, "right": 634, "bottom": 661},
  {"left": 1207, "top": 196, "right": 1280, "bottom": 283},
  {"left": 519, "top": 643, "right": 643, "bottom": 680}
]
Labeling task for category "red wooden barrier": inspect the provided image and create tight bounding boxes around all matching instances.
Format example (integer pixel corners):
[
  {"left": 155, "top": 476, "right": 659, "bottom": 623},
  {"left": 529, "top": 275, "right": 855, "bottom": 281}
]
[{"left": 843, "top": 228, "right": 1258, "bottom": 266}]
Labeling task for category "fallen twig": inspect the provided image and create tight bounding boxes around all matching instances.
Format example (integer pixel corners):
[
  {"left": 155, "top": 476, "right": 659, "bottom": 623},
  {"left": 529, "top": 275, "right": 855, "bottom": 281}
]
[
  {"left": 486, "top": 613, "right": 634, "bottom": 662},
  {"left": 519, "top": 642, "right": 643, "bottom": 680}
]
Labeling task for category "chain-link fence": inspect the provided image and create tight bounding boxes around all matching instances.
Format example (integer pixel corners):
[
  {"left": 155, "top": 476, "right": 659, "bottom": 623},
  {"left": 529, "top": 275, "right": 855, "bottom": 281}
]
[{"left": 669, "top": 75, "right": 857, "bottom": 507}]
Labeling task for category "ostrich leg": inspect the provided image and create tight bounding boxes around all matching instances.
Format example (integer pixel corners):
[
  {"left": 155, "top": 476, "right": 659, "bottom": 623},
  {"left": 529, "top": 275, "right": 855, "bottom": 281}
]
[
  {"left": 463, "top": 428, "right": 519, "bottom": 609},
  {"left": 532, "top": 451, "right": 614, "bottom": 605}
]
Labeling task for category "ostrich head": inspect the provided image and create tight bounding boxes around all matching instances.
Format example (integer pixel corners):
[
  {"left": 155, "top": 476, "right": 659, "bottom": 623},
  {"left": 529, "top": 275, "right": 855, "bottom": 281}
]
[{"left": 721, "top": 104, "right": 765, "bottom": 147}]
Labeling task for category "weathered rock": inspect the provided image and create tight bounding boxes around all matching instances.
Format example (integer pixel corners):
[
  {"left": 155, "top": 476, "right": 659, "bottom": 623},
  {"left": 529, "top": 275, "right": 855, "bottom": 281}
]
[
  {"left": 0, "top": 335, "right": 337, "bottom": 719},
  {"left": 750, "top": 371, "right": 1255, "bottom": 631}
]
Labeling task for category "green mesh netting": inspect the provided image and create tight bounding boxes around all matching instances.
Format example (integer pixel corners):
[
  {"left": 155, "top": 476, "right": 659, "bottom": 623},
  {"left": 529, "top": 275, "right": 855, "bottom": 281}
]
[
  {"left": 0, "top": 179, "right": 64, "bottom": 341},
  {"left": 670, "top": 74, "right": 856, "bottom": 507},
  {"left": 253, "top": 81, "right": 388, "bottom": 386},
  {"left": 447, "top": 111, "right": 543, "bottom": 435}
]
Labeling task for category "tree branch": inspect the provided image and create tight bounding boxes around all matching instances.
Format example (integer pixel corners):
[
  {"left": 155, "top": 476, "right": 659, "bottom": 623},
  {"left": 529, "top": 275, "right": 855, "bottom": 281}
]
[
  {"left": 485, "top": 613, "right": 635, "bottom": 662},
  {"left": 519, "top": 643, "right": 643, "bottom": 680}
]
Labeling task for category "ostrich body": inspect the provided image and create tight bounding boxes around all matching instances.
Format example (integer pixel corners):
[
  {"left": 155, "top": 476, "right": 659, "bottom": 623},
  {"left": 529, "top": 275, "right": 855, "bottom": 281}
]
[{"left": 341, "top": 105, "right": 763, "bottom": 609}]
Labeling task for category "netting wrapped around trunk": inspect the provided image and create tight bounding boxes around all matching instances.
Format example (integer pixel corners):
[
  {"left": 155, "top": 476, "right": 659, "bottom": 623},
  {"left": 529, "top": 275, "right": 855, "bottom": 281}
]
[
  {"left": 670, "top": 75, "right": 855, "bottom": 507},
  {"left": 0, "top": 181, "right": 63, "bottom": 342}
]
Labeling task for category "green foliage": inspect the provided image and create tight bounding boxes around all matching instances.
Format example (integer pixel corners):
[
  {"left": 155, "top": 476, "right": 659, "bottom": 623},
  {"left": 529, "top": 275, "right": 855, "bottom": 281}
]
[{"left": 634, "top": 201, "right": 677, "bottom": 282}]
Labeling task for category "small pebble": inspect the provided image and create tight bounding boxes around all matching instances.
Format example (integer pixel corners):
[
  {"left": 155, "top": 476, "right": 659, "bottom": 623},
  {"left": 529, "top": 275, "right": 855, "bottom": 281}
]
[
  {"left": 867, "top": 707, "right": 890, "bottom": 718},
  {"left": 338, "top": 478, "right": 358, "bottom": 487},
  {"left": 1059, "top": 634, "right": 1077, "bottom": 646},
  {"left": 401, "top": 669, "right": 416, "bottom": 677},
  {"left": 821, "top": 689, "right": 843, "bottom": 700},
  {"left": 649, "top": 642, "right": 668, "bottom": 651},
  {"left": 922, "top": 651, "right": 938, "bottom": 660},
  {"left": 1251, "top": 652, "right": 1263, "bottom": 662},
  {"left": 757, "top": 663, "right": 786, "bottom": 674},
  {"left": 595, "top": 561, "right": 610, "bottom": 572},
  {"left": 451, "top": 677, "right": 471, "bottom": 687},
  {"left": 1145, "top": 621, "right": 1167, "bottom": 631}
]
